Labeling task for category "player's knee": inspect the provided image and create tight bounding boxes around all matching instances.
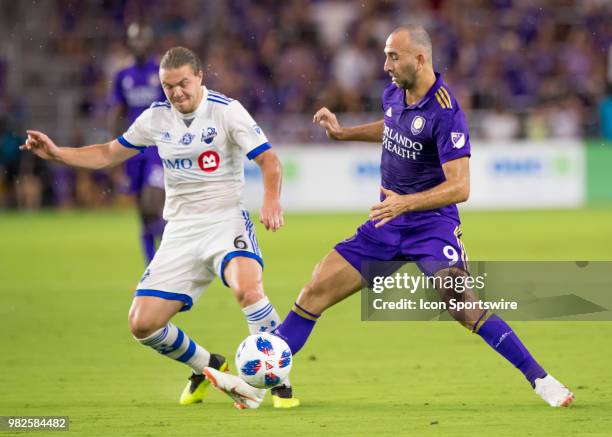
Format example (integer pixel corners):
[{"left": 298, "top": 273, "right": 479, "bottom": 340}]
[
  {"left": 232, "top": 283, "right": 265, "bottom": 308},
  {"left": 128, "top": 310, "right": 165, "bottom": 339},
  {"left": 238, "top": 288, "right": 265, "bottom": 308}
]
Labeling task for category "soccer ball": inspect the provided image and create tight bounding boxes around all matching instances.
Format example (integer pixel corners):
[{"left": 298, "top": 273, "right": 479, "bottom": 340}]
[{"left": 235, "top": 333, "right": 292, "bottom": 389}]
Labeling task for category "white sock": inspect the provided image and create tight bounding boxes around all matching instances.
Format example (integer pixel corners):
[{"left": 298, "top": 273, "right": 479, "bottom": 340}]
[
  {"left": 242, "top": 296, "right": 292, "bottom": 389},
  {"left": 242, "top": 296, "right": 280, "bottom": 334},
  {"left": 137, "top": 323, "right": 211, "bottom": 374}
]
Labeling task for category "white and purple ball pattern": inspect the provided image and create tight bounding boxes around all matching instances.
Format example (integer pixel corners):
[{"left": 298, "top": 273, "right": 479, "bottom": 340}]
[{"left": 235, "top": 333, "right": 292, "bottom": 389}]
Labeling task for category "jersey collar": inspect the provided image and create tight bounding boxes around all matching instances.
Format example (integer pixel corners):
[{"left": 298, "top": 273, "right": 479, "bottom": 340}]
[{"left": 403, "top": 72, "right": 444, "bottom": 110}]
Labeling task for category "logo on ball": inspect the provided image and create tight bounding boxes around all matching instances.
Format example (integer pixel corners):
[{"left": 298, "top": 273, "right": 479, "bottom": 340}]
[{"left": 235, "top": 333, "right": 293, "bottom": 389}]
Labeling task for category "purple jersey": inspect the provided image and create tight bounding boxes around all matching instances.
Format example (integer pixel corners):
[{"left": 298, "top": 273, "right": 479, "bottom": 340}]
[
  {"left": 380, "top": 73, "right": 471, "bottom": 224},
  {"left": 335, "top": 74, "right": 471, "bottom": 279},
  {"left": 111, "top": 58, "right": 165, "bottom": 123},
  {"left": 111, "top": 58, "right": 165, "bottom": 193}
]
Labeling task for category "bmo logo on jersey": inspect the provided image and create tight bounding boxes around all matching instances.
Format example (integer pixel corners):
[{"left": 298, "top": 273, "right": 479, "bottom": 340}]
[
  {"left": 198, "top": 150, "right": 220, "bottom": 172},
  {"left": 162, "top": 158, "right": 193, "bottom": 170}
]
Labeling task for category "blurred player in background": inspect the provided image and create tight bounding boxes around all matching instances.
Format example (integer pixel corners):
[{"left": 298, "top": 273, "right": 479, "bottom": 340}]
[
  {"left": 21, "top": 46, "right": 298, "bottom": 409},
  {"left": 110, "top": 23, "right": 166, "bottom": 263},
  {"left": 206, "top": 26, "right": 574, "bottom": 410}
]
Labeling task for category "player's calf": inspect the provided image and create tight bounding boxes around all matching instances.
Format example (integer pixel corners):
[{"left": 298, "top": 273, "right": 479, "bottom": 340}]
[
  {"left": 432, "top": 268, "right": 570, "bottom": 403},
  {"left": 128, "top": 311, "right": 166, "bottom": 339},
  {"left": 433, "top": 267, "right": 481, "bottom": 329},
  {"left": 473, "top": 311, "right": 550, "bottom": 390},
  {"left": 274, "top": 250, "right": 361, "bottom": 355}
]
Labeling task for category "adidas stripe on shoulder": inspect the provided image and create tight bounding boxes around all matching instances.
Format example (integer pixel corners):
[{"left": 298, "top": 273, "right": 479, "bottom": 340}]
[{"left": 150, "top": 100, "right": 171, "bottom": 109}]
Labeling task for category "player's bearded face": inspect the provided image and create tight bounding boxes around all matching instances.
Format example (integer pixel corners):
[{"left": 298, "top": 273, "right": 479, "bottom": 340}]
[
  {"left": 160, "top": 65, "right": 204, "bottom": 113},
  {"left": 392, "top": 57, "right": 418, "bottom": 90},
  {"left": 384, "top": 45, "right": 418, "bottom": 91}
]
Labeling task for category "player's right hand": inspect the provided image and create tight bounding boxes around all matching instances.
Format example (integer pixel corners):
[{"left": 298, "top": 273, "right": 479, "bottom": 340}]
[
  {"left": 20, "top": 130, "right": 61, "bottom": 161},
  {"left": 313, "top": 107, "right": 344, "bottom": 140}
]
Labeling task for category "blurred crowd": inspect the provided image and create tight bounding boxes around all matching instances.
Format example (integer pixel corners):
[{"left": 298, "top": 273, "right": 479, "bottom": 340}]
[{"left": 1, "top": 0, "right": 612, "bottom": 209}]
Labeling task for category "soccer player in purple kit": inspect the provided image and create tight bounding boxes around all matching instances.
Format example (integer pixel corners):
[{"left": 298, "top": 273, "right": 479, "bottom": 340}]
[
  {"left": 206, "top": 25, "right": 574, "bottom": 409},
  {"left": 109, "top": 23, "right": 166, "bottom": 263}
]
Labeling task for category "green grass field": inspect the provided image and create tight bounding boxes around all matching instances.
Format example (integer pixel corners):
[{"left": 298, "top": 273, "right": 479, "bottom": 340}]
[{"left": 1, "top": 208, "right": 612, "bottom": 436}]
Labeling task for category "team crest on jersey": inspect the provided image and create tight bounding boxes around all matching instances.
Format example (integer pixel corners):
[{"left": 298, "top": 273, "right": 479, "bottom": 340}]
[
  {"left": 162, "top": 132, "right": 171, "bottom": 141},
  {"left": 385, "top": 107, "right": 392, "bottom": 117},
  {"left": 252, "top": 124, "right": 262, "bottom": 135},
  {"left": 198, "top": 150, "right": 220, "bottom": 172},
  {"left": 411, "top": 116, "right": 426, "bottom": 135},
  {"left": 180, "top": 133, "right": 195, "bottom": 145},
  {"left": 201, "top": 127, "right": 218, "bottom": 144},
  {"left": 451, "top": 132, "right": 466, "bottom": 149}
]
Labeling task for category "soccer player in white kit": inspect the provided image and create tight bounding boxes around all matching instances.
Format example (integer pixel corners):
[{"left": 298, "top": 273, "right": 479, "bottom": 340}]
[{"left": 20, "top": 46, "right": 299, "bottom": 408}]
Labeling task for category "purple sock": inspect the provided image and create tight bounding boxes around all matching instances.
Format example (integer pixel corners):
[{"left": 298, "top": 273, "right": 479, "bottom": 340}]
[
  {"left": 273, "top": 303, "right": 319, "bottom": 355},
  {"left": 475, "top": 313, "right": 547, "bottom": 387}
]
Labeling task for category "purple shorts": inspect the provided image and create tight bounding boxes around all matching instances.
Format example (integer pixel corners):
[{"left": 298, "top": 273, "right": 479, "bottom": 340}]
[
  {"left": 335, "top": 216, "right": 469, "bottom": 282},
  {"left": 125, "top": 147, "right": 164, "bottom": 194}
]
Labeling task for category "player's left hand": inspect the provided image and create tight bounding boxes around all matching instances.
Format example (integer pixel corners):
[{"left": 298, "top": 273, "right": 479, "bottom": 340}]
[
  {"left": 369, "top": 187, "right": 410, "bottom": 228},
  {"left": 260, "top": 198, "right": 284, "bottom": 232}
]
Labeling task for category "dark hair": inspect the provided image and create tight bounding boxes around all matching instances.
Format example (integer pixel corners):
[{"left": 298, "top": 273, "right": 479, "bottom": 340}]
[{"left": 160, "top": 46, "right": 202, "bottom": 74}]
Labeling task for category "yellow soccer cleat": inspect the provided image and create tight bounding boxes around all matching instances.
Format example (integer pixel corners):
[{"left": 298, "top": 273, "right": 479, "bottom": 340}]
[
  {"left": 271, "top": 384, "right": 301, "bottom": 409},
  {"left": 179, "top": 353, "right": 228, "bottom": 405}
]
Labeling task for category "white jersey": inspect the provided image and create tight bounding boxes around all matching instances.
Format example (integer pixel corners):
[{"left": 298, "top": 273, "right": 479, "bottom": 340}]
[{"left": 119, "top": 86, "right": 270, "bottom": 223}]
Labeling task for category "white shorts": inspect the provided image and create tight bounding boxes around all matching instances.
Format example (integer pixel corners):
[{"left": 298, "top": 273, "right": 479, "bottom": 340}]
[{"left": 134, "top": 210, "right": 262, "bottom": 311}]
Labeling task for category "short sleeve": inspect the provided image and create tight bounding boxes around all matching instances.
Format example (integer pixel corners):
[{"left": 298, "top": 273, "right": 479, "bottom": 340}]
[
  {"left": 434, "top": 109, "right": 471, "bottom": 164},
  {"left": 226, "top": 101, "right": 270, "bottom": 160},
  {"left": 118, "top": 108, "right": 155, "bottom": 153}
]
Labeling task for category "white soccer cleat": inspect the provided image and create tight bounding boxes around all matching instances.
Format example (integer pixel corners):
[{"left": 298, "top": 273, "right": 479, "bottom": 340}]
[
  {"left": 534, "top": 374, "right": 574, "bottom": 407},
  {"left": 203, "top": 366, "right": 266, "bottom": 409}
]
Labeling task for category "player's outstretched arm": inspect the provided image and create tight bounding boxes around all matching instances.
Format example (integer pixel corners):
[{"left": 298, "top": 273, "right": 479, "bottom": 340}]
[
  {"left": 20, "top": 130, "right": 139, "bottom": 170},
  {"left": 313, "top": 107, "right": 383, "bottom": 142},
  {"left": 253, "top": 149, "right": 284, "bottom": 232},
  {"left": 370, "top": 157, "right": 470, "bottom": 227}
]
